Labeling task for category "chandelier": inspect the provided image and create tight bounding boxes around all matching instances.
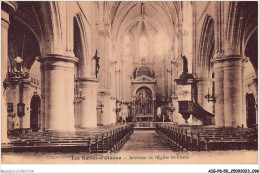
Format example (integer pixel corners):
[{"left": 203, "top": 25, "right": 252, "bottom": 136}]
[
  {"left": 7, "top": 56, "right": 29, "bottom": 83},
  {"left": 5, "top": 56, "right": 29, "bottom": 120}
]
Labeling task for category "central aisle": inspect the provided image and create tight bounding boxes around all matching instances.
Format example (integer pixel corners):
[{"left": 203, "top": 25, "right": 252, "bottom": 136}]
[{"left": 119, "top": 130, "right": 173, "bottom": 153}]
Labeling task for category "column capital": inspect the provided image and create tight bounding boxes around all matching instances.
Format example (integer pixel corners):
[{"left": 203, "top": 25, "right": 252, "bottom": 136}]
[
  {"left": 2, "top": 1, "right": 18, "bottom": 13},
  {"left": 110, "top": 96, "right": 117, "bottom": 100},
  {"left": 38, "top": 54, "right": 78, "bottom": 71},
  {"left": 211, "top": 54, "right": 248, "bottom": 64},
  {"left": 38, "top": 54, "right": 79, "bottom": 63},
  {"left": 196, "top": 78, "right": 212, "bottom": 83},
  {"left": 2, "top": 1, "right": 18, "bottom": 29},
  {"left": 98, "top": 90, "right": 111, "bottom": 96},
  {"left": 76, "top": 77, "right": 98, "bottom": 83}
]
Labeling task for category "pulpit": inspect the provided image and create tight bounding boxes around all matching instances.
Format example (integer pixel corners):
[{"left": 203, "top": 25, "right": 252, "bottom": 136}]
[{"left": 175, "top": 55, "right": 215, "bottom": 125}]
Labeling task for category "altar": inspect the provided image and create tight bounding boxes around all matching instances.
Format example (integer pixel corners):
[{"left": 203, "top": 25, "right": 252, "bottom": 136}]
[{"left": 131, "top": 65, "right": 157, "bottom": 122}]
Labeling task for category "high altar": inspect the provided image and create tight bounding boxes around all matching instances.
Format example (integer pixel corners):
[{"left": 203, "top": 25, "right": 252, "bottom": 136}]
[{"left": 131, "top": 65, "right": 157, "bottom": 122}]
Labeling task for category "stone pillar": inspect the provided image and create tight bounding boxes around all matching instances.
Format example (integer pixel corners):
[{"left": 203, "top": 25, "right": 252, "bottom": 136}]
[
  {"left": 172, "top": 98, "right": 180, "bottom": 124},
  {"left": 40, "top": 63, "right": 45, "bottom": 131},
  {"left": 78, "top": 78, "right": 98, "bottom": 128},
  {"left": 255, "top": 102, "right": 258, "bottom": 129},
  {"left": 223, "top": 56, "right": 245, "bottom": 127},
  {"left": 108, "top": 97, "right": 117, "bottom": 124},
  {"left": 1, "top": 1, "right": 18, "bottom": 143},
  {"left": 121, "top": 103, "right": 128, "bottom": 123},
  {"left": 197, "top": 79, "right": 213, "bottom": 113},
  {"left": 39, "top": 55, "right": 78, "bottom": 132},
  {"left": 212, "top": 60, "right": 225, "bottom": 127},
  {"left": 97, "top": 91, "right": 111, "bottom": 125},
  {"left": 74, "top": 102, "right": 79, "bottom": 129},
  {"left": 241, "top": 61, "right": 247, "bottom": 128},
  {"left": 6, "top": 85, "right": 19, "bottom": 129},
  {"left": 21, "top": 81, "right": 31, "bottom": 129}
]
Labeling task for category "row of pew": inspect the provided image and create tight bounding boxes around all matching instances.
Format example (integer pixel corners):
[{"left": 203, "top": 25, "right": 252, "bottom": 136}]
[
  {"left": 2, "top": 124, "right": 134, "bottom": 153},
  {"left": 8, "top": 128, "right": 32, "bottom": 135},
  {"left": 156, "top": 124, "right": 258, "bottom": 151}
]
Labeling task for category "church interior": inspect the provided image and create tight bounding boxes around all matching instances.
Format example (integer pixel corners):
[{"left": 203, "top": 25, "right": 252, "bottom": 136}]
[{"left": 1, "top": 1, "right": 258, "bottom": 158}]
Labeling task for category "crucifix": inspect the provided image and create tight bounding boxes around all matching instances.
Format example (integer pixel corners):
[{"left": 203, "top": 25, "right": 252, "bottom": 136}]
[
  {"left": 97, "top": 102, "right": 104, "bottom": 113},
  {"left": 93, "top": 49, "right": 100, "bottom": 78}
]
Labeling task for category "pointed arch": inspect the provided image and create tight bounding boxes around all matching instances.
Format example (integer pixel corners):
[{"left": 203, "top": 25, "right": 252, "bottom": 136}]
[
  {"left": 73, "top": 13, "right": 92, "bottom": 78},
  {"left": 40, "top": 1, "right": 64, "bottom": 55},
  {"left": 198, "top": 15, "right": 214, "bottom": 78}
]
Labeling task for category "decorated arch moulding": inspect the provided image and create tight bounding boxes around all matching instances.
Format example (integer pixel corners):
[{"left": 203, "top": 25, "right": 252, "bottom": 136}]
[{"left": 131, "top": 84, "right": 157, "bottom": 100}]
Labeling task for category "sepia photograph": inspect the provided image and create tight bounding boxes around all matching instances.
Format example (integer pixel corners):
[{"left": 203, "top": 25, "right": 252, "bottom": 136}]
[{"left": 0, "top": 0, "right": 259, "bottom": 172}]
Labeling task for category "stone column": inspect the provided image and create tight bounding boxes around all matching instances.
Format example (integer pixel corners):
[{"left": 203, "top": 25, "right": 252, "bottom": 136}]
[
  {"left": 241, "top": 60, "right": 247, "bottom": 128},
  {"left": 196, "top": 79, "right": 213, "bottom": 126},
  {"left": 212, "top": 60, "right": 225, "bottom": 127},
  {"left": 172, "top": 98, "right": 180, "bottom": 124},
  {"left": 78, "top": 78, "right": 98, "bottom": 128},
  {"left": 74, "top": 102, "right": 79, "bottom": 128},
  {"left": 1, "top": 1, "right": 18, "bottom": 143},
  {"left": 97, "top": 91, "right": 111, "bottom": 125},
  {"left": 223, "top": 56, "right": 245, "bottom": 127},
  {"left": 6, "top": 84, "right": 19, "bottom": 129},
  {"left": 197, "top": 79, "right": 213, "bottom": 113},
  {"left": 173, "top": 100, "right": 181, "bottom": 124},
  {"left": 39, "top": 55, "right": 78, "bottom": 132},
  {"left": 255, "top": 102, "right": 258, "bottom": 129},
  {"left": 108, "top": 97, "right": 117, "bottom": 124},
  {"left": 21, "top": 81, "right": 31, "bottom": 129},
  {"left": 40, "top": 63, "right": 45, "bottom": 131}
]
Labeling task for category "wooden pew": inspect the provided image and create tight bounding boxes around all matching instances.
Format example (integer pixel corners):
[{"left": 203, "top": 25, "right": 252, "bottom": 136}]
[
  {"left": 155, "top": 124, "right": 258, "bottom": 151},
  {"left": 2, "top": 124, "right": 134, "bottom": 153}
]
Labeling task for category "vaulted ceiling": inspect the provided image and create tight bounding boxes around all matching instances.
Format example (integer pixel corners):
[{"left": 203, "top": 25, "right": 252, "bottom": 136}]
[
  {"left": 106, "top": 1, "right": 182, "bottom": 39},
  {"left": 8, "top": 2, "right": 42, "bottom": 70}
]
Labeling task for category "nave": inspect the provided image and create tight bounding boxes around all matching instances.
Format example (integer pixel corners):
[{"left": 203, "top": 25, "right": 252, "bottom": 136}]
[
  {"left": 1, "top": 1, "right": 258, "bottom": 165},
  {"left": 2, "top": 127, "right": 258, "bottom": 164},
  {"left": 119, "top": 130, "right": 172, "bottom": 152}
]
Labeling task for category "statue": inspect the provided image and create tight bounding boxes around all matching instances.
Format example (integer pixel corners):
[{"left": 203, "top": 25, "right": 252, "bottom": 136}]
[
  {"left": 181, "top": 55, "right": 188, "bottom": 73},
  {"left": 93, "top": 49, "right": 100, "bottom": 78}
]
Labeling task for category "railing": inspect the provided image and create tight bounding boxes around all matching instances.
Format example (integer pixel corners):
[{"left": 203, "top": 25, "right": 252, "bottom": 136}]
[
  {"left": 178, "top": 101, "right": 215, "bottom": 125},
  {"left": 127, "top": 122, "right": 171, "bottom": 129}
]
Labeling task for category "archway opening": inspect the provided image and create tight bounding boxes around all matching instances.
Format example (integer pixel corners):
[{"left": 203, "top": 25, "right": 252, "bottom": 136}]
[
  {"left": 30, "top": 93, "right": 41, "bottom": 132},
  {"left": 245, "top": 30, "right": 258, "bottom": 73},
  {"left": 246, "top": 93, "right": 256, "bottom": 128}
]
